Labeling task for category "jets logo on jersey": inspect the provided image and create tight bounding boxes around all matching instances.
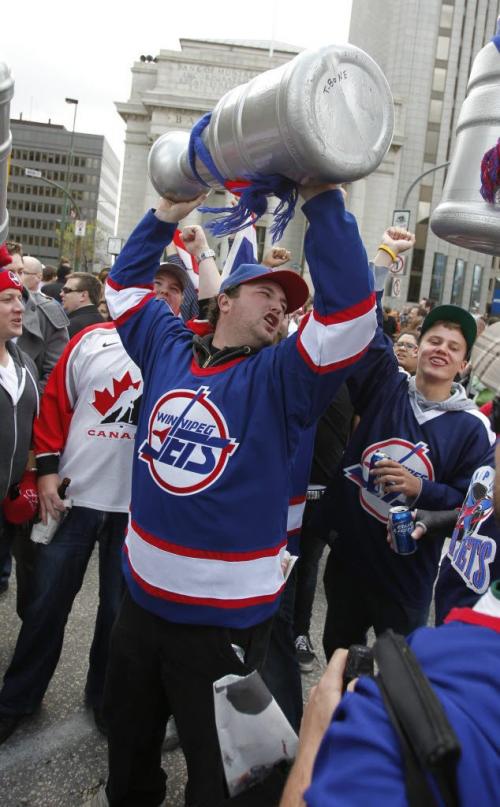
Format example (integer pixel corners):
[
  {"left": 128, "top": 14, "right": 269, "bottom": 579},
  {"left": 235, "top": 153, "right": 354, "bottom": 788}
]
[
  {"left": 87, "top": 370, "right": 143, "bottom": 440},
  {"left": 139, "top": 386, "right": 239, "bottom": 496},
  {"left": 344, "top": 438, "right": 434, "bottom": 522},
  {"left": 447, "top": 465, "right": 497, "bottom": 594}
]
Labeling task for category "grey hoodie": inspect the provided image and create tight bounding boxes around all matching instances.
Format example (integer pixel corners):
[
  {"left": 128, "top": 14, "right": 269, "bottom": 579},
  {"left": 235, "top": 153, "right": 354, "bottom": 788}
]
[
  {"left": 0, "top": 343, "right": 39, "bottom": 501},
  {"left": 407, "top": 375, "right": 479, "bottom": 424}
]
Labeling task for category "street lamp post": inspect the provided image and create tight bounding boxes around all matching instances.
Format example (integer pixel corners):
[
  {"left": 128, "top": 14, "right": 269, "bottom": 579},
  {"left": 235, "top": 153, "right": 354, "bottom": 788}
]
[{"left": 59, "top": 97, "right": 79, "bottom": 262}]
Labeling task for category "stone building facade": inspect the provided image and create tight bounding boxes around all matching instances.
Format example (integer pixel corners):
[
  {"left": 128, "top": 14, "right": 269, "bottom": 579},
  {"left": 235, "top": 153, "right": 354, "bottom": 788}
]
[
  {"left": 349, "top": 0, "right": 500, "bottom": 312},
  {"left": 116, "top": 39, "right": 312, "bottom": 275}
]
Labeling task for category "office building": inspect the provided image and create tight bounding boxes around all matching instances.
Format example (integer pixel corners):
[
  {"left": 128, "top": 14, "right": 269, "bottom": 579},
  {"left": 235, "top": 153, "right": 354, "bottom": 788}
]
[
  {"left": 349, "top": 0, "right": 500, "bottom": 311},
  {"left": 116, "top": 39, "right": 311, "bottom": 276},
  {"left": 7, "top": 119, "right": 120, "bottom": 270}
]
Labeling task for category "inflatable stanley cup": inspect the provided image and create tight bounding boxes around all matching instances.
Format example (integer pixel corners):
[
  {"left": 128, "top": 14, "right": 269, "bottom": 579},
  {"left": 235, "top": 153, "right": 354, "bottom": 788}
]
[
  {"left": 0, "top": 63, "right": 14, "bottom": 245},
  {"left": 431, "top": 21, "right": 500, "bottom": 255},
  {"left": 148, "top": 43, "right": 394, "bottom": 200}
]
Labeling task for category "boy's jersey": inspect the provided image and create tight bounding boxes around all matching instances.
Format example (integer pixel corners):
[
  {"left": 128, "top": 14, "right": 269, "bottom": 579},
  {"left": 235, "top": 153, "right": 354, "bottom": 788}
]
[
  {"left": 435, "top": 461, "right": 500, "bottom": 621},
  {"left": 106, "top": 190, "right": 377, "bottom": 629},
  {"left": 326, "top": 291, "right": 495, "bottom": 609},
  {"left": 34, "top": 323, "right": 142, "bottom": 512}
]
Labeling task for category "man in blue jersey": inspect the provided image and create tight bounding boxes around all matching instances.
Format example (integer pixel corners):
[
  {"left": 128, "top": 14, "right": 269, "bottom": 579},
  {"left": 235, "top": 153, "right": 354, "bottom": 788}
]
[
  {"left": 86, "top": 184, "right": 378, "bottom": 807},
  {"left": 280, "top": 586, "right": 500, "bottom": 807},
  {"left": 320, "top": 234, "right": 496, "bottom": 658}
]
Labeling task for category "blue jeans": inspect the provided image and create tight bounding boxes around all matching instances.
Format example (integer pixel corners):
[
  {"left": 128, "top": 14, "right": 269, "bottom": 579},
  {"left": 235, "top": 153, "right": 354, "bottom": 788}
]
[
  {"left": 0, "top": 510, "right": 13, "bottom": 586},
  {"left": 0, "top": 506, "right": 127, "bottom": 716}
]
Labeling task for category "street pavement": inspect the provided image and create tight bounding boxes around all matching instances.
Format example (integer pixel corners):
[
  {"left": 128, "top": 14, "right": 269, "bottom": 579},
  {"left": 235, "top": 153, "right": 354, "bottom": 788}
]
[{"left": 0, "top": 550, "right": 330, "bottom": 806}]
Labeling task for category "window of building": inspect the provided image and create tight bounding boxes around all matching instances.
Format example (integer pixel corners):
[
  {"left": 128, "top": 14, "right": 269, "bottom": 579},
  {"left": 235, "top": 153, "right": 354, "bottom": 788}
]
[
  {"left": 429, "top": 99, "right": 443, "bottom": 124},
  {"left": 417, "top": 201, "right": 431, "bottom": 222},
  {"left": 469, "top": 264, "right": 483, "bottom": 312},
  {"left": 255, "top": 225, "right": 266, "bottom": 262},
  {"left": 436, "top": 36, "right": 450, "bottom": 61},
  {"left": 407, "top": 248, "right": 424, "bottom": 301},
  {"left": 440, "top": 4, "right": 454, "bottom": 30},
  {"left": 429, "top": 253, "right": 447, "bottom": 303},
  {"left": 450, "top": 259, "right": 465, "bottom": 305},
  {"left": 424, "top": 129, "right": 439, "bottom": 161},
  {"left": 432, "top": 67, "right": 447, "bottom": 92}
]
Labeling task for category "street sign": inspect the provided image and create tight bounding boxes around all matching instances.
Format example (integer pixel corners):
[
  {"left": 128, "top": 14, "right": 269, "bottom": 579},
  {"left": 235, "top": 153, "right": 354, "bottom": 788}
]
[
  {"left": 74, "top": 220, "right": 87, "bottom": 237},
  {"left": 391, "top": 277, "right": 401, "bottom": 297},
  {"left": 24, "top": 168, "right": 42, "bottom": 178},
  {"left": 392, "top": 209, "right": 411, "bottom": 229},
  {"left": 107, "top": 237, "right": 123, "bottom": 256},
  {"left": 390, "top": 254, "right": 406, "bottom": 275}
]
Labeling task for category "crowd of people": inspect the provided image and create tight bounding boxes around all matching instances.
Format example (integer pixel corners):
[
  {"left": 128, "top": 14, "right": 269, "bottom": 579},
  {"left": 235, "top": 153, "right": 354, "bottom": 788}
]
[{"left": 0, "top": 184, "right": 499, "bottom": 807}]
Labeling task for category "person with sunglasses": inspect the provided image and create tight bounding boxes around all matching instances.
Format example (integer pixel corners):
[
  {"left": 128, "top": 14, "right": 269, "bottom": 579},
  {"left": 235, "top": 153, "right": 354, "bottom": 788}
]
[{"left": 60, "top": 273, "right": 104, "bottom": 337}]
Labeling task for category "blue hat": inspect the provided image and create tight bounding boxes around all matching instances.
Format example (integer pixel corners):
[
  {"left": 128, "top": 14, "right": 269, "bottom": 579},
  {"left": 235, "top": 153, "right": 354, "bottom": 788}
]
[{"left": 219, "top": 263, "right": 308, "bottom": 314}]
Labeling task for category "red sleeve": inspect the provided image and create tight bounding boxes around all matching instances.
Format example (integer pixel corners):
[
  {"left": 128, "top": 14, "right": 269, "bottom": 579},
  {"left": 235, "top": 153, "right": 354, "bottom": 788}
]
[
  {"left": 34, "top": 323, "right": 111, "bottom": 475},
  {"left": 186, "top": 318, "right": 213, "bottom": 337}
]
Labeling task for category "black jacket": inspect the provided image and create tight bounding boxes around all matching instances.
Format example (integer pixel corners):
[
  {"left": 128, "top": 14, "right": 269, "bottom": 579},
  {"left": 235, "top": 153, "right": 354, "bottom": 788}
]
[
  {"left": 67, "top": 305, "right": 104, "bottom": 338},
  {"left": 0, "top": 343, "right": 39, "bottom": 500}
]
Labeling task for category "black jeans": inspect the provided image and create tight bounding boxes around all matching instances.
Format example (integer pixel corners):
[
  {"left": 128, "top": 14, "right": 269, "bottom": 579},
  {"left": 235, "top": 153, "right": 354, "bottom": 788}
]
[
  {"left": 293, "top": 499, "right": 326, "bottom": 638},
  {"left": 261, "top": 570, "right": 303, "bottom": 732},
  {"left": 322, "top": 547, "right": 430, "bottom": 660},
  {"left": 103, "top": 591, "right": 273, "bottom": 807}
]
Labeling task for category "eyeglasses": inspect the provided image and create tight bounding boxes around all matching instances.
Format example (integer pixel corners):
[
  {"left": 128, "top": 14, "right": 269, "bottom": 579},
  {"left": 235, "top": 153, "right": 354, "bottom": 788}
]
[
  {"left": 395, "top": 341, "right": 418, "bottom": 352},
  {"left": 61, "top": 286, "right": 81, "bottom": 295}
]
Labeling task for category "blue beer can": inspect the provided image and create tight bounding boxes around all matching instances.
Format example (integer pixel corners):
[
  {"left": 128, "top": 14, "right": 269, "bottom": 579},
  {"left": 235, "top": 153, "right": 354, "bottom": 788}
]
[
  {"left": 367, "top": 450, "right": 389, "bottom": 494},
  {"left": 388, "top": 506, "right": 416, "bottom": 555}
]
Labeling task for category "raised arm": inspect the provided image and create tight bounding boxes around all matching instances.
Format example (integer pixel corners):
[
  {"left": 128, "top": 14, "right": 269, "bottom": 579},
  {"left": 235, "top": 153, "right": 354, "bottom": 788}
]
[
  {"left": 275, "top": 185, "right": 377, "bottom": 431},
  {"left": 180, "top": 224, "right": 221, "bottom": 301},
  {"left": 105, "top": 194, "right": 206, "bottom": 366}
]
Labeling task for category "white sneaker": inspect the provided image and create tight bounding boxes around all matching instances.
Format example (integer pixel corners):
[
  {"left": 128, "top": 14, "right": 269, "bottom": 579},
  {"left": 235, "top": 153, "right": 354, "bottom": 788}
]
[
  {"left": 295, "top": 634, "right": 316, "bottom": 673},
  {"left": 162, "top": 715, "right": 180, "bottom": 752},
  {"left": 81, "top": 783, "right": 108, "bottom": 806}
]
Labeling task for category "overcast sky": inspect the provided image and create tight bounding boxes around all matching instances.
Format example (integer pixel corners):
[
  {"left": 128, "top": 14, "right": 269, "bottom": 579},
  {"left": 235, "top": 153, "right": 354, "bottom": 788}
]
[{"left": 3, "top": 0, "right": 353, "bottom": 162}]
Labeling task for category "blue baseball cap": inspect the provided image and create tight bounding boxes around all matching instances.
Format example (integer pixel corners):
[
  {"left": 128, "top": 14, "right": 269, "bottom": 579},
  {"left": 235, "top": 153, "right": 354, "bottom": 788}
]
[{"left": 219, "top": 263, "right": 309, "bottom": 314}]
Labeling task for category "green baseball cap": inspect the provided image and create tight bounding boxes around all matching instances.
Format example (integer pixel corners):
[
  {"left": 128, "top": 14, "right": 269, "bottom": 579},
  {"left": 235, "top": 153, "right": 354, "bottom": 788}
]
[{"left": 420, "top": 304, "right": 477, "bottom": 354}]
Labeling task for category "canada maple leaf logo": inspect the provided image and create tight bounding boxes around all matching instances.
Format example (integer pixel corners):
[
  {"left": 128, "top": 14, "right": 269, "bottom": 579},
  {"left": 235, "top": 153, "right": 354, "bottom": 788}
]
[{"left": 92, "top": 372, "right": 141, "bottom": 416}]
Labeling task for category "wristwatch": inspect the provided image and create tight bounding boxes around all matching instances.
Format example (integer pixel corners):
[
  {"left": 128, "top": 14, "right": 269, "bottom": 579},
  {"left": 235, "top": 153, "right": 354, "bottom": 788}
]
[{"left": 197, "top": 248, "right": 216, "bottom": 262}]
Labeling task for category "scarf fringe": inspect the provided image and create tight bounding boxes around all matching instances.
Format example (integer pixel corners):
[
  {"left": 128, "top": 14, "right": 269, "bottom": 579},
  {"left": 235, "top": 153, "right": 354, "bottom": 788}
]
[{"left": 480, "top": 138, "right": 500, "bottom": 203}]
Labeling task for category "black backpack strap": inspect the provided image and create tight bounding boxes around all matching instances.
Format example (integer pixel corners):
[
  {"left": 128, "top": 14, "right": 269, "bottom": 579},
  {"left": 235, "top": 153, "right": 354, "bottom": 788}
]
[{"left": 374, "top": 630, "right": 461, "bottom": 807}]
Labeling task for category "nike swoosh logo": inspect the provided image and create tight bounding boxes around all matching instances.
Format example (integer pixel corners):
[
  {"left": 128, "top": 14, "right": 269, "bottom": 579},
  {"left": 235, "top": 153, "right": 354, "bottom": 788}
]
[{"left": 102, "top": 341, "right": 119, "bottom": 348}]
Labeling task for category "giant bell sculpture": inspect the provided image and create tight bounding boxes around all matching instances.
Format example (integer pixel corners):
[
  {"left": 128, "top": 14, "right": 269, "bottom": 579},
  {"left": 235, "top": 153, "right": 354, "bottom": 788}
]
[
  {"left": 0, "top": 62, "right": 14, "bottom": 245},
  {"left": 431, "top": 20, "right": 500, "bottom": 255}
]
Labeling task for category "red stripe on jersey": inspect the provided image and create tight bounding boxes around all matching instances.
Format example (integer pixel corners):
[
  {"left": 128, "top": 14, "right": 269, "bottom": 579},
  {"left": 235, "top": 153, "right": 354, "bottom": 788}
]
[
  {"left": 125, "top": 546, "right": 285, "bottom": 608},
  {"left": 106, "top": 277, "right": 153, "bottom": 292},
  {"left": 313, "top": 292, "right": 376, "bottom": 325},
  {"left": 113, "top": 292, "right": 156, "bottom": 326},
  {"left": 131, "top": 519, "right": 286, "bottom": 561},
  {"left": 445, "top": 607, "right": 500, "bottom": 634},
  {"left": 296, "top": 338, "right": 369, "bottom": 375},
  {"left": 190, "top": 356, "right": 247, "bottom": 375}
]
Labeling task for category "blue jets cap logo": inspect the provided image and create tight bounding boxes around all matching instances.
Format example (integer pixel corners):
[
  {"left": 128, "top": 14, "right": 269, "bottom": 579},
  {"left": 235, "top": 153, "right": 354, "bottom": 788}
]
[{"left": 139, "top": 386, "right": 239, "bottom": 496}]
